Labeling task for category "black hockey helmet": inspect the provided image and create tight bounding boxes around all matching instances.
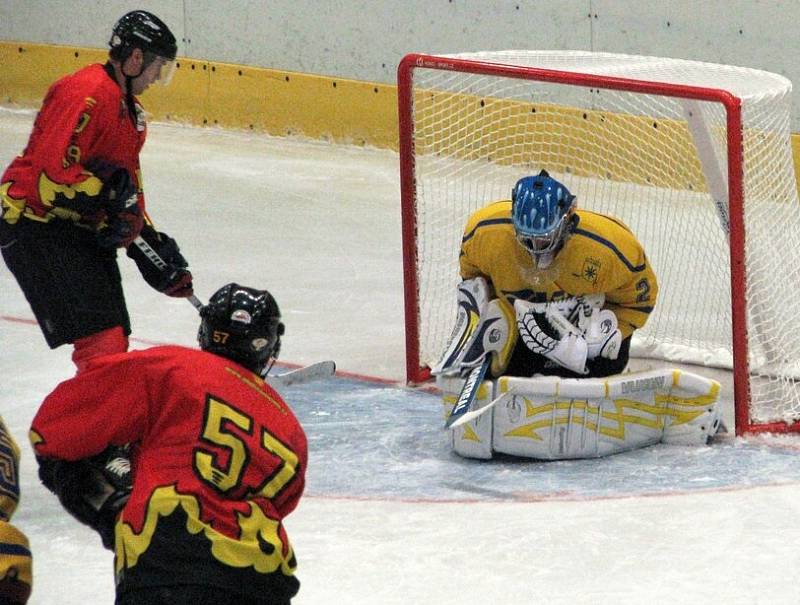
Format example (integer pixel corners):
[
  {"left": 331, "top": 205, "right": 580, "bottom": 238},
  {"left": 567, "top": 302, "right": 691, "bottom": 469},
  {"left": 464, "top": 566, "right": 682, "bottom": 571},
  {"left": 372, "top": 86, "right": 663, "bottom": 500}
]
[
  {"left": 198, "top": 283, "right": 285, "bottom": 376},
  {"left": 109, "top": 10, "right": 177, "bottom": 62}
]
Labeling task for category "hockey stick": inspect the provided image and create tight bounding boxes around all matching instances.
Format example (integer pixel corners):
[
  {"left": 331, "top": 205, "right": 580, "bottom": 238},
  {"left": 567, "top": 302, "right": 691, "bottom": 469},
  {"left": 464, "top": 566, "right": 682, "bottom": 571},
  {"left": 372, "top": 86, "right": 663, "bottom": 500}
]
[
  {"left": 133, "top": 236, "right": 336, "bottom": 387},
  {"left": 443, "top": 356, "right": 490, "bottom": 429},
  {"left": 187, "top": 294, "right": 203, "bottom": 311},
  {"left": 132, "top": 236, "right": 203, "bottom": 311},
  {"left": 131, "top": 239, "right": 336, "bottom": 387},
  {"left": 447, "top": 387, "right": 516, "bottom": 429},
  {"left": 266, "top": 360, "right": 337, "bottom": 388}
]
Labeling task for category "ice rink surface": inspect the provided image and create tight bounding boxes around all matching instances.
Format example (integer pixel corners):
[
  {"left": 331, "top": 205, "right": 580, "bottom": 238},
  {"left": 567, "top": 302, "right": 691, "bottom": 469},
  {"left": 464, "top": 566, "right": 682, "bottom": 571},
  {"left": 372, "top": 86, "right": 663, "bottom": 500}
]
[{"left": 2, "top": 107, "right": 800, "bottom": 604}]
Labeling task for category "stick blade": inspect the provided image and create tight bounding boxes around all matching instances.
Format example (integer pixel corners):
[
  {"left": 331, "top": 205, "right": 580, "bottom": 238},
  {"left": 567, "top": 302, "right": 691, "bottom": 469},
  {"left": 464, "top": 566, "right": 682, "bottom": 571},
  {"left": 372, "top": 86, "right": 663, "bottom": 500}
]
[
  {"left": 267, "top": 360, "right": 336, "bottom": 388},
  {"left": 443, "top": 357, "right": 490, "bottom": 430},
  {"left": 447, "top": 389, "right": 513, "bottom": 429}
]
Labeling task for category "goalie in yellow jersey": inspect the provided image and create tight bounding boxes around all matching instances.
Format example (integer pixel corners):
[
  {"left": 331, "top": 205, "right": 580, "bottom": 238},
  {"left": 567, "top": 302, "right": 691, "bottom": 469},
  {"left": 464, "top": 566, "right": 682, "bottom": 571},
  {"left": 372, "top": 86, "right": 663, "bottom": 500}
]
[
  {"left": 435, "top": 172, "right": 725, "bottom": 460},
  {"left": 0, "top": 416, "right": 32, "bottom": 604},
  {"left": 434, "top": 169, "right": 659, "bottom": 380}
]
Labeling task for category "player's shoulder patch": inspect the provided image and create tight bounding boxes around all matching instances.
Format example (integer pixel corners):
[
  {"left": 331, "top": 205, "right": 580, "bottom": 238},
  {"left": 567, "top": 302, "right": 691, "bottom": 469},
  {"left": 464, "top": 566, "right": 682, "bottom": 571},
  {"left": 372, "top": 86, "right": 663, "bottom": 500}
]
[{"left": 579, "top": 256, "right": 602, "bottom": 284}]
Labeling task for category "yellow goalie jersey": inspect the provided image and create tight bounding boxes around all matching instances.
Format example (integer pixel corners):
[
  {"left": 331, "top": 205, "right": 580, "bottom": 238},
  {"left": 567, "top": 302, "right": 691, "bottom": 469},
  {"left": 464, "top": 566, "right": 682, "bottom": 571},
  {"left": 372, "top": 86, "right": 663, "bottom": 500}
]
[
  {"left": 459, "top": 201, "right": 658, "bottom": 338},
  {"left": 0, "top": 416, "right": 31, "bottom": 604}
]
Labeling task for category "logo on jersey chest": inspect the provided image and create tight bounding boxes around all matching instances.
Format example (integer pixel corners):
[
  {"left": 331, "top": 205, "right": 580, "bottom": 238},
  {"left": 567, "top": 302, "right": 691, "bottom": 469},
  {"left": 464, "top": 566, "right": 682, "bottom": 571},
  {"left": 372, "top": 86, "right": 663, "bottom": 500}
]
[{"left": 581, "top": 257, "right": 601, "bottom": 283}]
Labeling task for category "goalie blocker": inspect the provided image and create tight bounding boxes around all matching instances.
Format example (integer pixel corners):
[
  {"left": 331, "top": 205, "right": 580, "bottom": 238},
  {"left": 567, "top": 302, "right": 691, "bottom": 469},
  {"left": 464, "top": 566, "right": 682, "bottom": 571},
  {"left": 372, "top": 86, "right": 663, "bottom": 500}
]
[
  {"left": 430, "top": 277, "right": 515, "bottom": 378},
  {"left": 439, "top": 368, "right": 722, "bottom": 460}
]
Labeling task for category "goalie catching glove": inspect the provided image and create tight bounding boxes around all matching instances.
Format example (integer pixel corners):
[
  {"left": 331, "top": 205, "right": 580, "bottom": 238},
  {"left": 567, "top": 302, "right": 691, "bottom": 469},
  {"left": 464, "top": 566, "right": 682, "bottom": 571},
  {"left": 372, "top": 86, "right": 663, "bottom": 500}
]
[
  {"left": 515, "top": 298, "right": 589, "bottom": 374},
  {"left": 515, "top": 295, "right": 623, "bottom": 374},
  {"left": 37, "top": 444, "right": 132, "bottom": 550},
  {"left": 127, "top": 224, "right": 194, "bottom": 297}
]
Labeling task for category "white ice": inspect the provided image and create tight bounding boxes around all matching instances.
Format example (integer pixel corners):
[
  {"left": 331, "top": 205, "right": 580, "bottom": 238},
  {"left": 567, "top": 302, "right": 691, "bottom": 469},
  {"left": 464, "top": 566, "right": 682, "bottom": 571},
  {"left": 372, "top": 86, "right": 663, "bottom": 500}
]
[{"left": 2, "top": 108, "right": 800, "bottom": 604}]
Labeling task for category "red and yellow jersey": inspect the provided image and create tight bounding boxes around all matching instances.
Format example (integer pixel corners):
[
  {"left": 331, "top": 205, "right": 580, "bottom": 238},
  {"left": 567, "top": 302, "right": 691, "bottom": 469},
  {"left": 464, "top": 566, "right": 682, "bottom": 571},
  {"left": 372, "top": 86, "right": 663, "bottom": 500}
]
[
  {"left": 29, "top": 346, "right": 306, "bottom": 600},
  {"left": 460, "top": 201, "right": 658, "bottom": 337},
  {"left": 1, "top": 63, "right": 147, "bottom": 228}
]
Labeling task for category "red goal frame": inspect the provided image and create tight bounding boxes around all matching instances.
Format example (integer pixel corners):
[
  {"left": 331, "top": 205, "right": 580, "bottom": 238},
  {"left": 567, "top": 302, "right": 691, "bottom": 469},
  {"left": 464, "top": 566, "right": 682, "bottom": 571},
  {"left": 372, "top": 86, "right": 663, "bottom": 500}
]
[{"left": 393, "top": 52, "right": 794, "bottom": 436}]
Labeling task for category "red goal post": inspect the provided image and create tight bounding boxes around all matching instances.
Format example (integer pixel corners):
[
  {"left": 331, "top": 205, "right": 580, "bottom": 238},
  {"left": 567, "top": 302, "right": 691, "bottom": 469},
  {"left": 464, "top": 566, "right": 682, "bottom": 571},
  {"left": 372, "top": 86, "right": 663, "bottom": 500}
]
[{"left": 397, "top": 51, "right": 800, "bottom": 435}]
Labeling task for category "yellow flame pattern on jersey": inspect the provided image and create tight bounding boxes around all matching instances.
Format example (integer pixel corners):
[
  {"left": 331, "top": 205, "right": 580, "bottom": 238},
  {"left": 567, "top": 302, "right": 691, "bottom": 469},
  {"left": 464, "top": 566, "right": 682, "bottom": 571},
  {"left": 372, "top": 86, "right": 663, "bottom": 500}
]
[
  {"left": 115, "top": 485, "right": 296, "bottom": 579},
  {"left": 0, "top": 182, "right": 27, "bottom": 224},
  {"left": 26, "top": 430, "right": 43, "bottom": 448},
  {"left": 37, "top": 171, "right": 103, "bottom": 222}
]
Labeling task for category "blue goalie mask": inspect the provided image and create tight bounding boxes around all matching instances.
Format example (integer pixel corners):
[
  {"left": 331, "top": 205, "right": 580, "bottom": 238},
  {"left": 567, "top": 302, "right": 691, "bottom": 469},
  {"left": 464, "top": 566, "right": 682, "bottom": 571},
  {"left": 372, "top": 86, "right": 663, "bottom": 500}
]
[{"left": 511, "top": 170, "right": 576, "bottom": 266}]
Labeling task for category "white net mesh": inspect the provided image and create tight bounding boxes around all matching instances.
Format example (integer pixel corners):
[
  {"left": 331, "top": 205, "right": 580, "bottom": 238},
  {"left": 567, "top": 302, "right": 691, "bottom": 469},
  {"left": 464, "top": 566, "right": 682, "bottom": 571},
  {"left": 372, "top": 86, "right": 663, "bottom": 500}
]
[{"left": 402, "top": 50, "right": 800, "bottom": 429}]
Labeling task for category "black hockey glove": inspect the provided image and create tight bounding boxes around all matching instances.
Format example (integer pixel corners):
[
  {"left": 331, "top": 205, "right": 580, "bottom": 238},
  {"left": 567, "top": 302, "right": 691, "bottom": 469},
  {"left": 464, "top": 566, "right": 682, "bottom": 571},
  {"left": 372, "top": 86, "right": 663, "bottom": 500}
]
[
  {"left": 87, "top": 163, "right": 144, "bottom": 249},
  {"left": 37, "top": 444, "right": 132, "bottom": 550},
  {"left": 127, "top": 225, "right": 194, "bottom": 297}
]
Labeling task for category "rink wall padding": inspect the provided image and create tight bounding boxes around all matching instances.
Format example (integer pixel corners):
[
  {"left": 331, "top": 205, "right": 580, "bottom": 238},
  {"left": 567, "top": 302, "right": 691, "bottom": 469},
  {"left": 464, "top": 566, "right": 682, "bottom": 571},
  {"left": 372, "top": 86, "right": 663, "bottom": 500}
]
[{"left": 0, "top": 41, "right": 398, "bottom": 149}]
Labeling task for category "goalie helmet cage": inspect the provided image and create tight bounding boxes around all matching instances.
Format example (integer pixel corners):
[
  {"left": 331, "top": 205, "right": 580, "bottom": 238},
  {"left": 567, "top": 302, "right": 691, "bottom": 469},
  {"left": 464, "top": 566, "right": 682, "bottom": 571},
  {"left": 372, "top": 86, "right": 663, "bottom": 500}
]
[{"left": 397, "top": 50, "right": 800, "bottom": 436}]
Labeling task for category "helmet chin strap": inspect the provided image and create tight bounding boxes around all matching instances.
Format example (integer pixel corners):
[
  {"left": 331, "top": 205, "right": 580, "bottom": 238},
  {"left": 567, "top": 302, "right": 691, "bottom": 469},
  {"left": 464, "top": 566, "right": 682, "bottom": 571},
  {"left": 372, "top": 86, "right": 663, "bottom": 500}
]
[
  {"left": 123, "top": 77, "right": 136, "bottom": 123},
  {"left": 122, "top": 57, "right": 146, "bottom": 123},
  {"left": 260, "top": 357, "right": 277, "bottom": 378}
]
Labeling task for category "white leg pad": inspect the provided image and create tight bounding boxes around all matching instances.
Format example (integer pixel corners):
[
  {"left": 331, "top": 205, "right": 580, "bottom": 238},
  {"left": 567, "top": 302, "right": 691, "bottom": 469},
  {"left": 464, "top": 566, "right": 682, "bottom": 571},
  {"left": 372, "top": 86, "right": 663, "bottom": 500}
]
[
  {"left": 659, "top": 370, "right": 722, "bottom": 445},
  {"left": 492, "top": 376, "right": 664, "bottom": 459},
  {"left": 442, "top": 369, "right": 722, "bottom": 460}
]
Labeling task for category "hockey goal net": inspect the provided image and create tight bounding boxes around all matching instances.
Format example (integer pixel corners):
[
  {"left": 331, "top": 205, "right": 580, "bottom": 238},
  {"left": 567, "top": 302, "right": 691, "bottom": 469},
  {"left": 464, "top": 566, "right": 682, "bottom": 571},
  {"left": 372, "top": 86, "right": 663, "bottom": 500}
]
[{"left": 398, "top": 50, "right": 800, "bottom": 435}]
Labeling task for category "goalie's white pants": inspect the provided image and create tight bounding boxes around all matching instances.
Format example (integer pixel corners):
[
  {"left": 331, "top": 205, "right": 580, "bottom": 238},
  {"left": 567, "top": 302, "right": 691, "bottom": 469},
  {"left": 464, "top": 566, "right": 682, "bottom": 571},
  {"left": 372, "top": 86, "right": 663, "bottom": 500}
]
[{"left": 440, "top": 369, "right": 722, "bottom": 460}]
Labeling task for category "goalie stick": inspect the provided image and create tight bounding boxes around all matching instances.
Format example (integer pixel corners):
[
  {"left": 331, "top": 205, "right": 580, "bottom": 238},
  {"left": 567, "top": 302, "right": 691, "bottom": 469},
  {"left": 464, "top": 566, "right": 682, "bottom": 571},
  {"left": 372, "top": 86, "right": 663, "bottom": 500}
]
[{"left": 444, "top": 356, "right": 490, "bottom": 429}]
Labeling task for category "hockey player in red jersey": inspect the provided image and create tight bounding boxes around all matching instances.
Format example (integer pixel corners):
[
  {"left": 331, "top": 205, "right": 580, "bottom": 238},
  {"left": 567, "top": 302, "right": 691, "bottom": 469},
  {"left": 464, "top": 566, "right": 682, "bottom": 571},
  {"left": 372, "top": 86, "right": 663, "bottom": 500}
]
[
  {"left": 30, "top": 284, "right": 306, "bottom": 605},
  {"left": 0, "top": 10, "right": 192, "bottom": 373}
]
